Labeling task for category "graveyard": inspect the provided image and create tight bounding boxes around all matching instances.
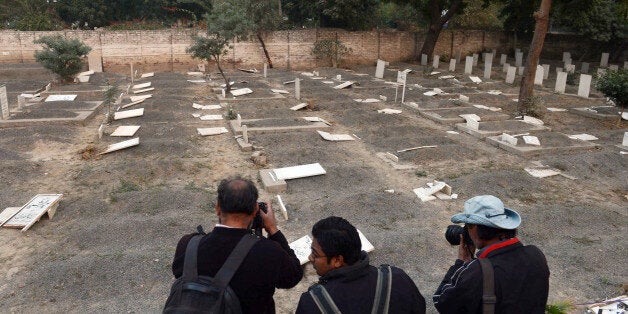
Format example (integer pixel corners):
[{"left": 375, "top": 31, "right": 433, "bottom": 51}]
[{"left": 0, "top": 50, "right": 626, "bottom": 313}]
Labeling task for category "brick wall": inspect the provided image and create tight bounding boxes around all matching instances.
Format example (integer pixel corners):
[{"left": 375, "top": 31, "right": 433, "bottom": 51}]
[{"left": 0, "top": 28, "right": 621, "bottom": 72}]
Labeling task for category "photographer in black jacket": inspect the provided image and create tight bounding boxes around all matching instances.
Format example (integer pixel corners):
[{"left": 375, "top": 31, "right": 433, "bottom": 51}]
[
  {"left": 433, "top": 195, "right": 550, "bottom": 314},
  {"left": 296, "top": 216, "right": 426, "bottom": 314}
]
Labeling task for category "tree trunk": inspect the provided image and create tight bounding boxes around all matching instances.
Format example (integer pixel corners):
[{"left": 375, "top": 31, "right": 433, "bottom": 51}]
[
  {"left": 257, "top": 32, "right": 273, "bottom": 68},
  {"left": 518, "top": 0, "right": 551, "bottom": 115},
  {"left": 419, "top": 0, "right": 463, "bottom": 59},
  {"left": 214, "top": 56, "right": 231, "bottom": 94}
]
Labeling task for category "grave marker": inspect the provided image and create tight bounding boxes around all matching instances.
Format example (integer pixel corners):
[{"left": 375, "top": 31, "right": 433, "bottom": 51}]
[
  {"left": 600, "top": 53, "right": 609, "bottom": 67},
  {"left": 464, "top": 56, "right": 473, "bottom": 74},
  {"left": 597, "top": 68, "right": 607, "bottom": 76},
  {"left": 466, "top": 118, "right": 479, "bottom": 130},
  {"left": 456, "top": 50, "right": 461, "bottom": 63},
  {"left": 624, "top": 61, "right": 628, "bottom": 69},
  {"left": 473, "top": 53, "right": 479, "bottom": 66},
  {"left": 534, "top": 65, "right": 544, "bottom": 85},
  {"left": 263, "top": 63, "right": 267, "bottom": 78},
  {"left": 609, "top": 64, "right": 619, "bottom": 71},
  {"left": 501, "top": 133, "right": 518, "bottom": 145},
  {"left": 236, "top": 114, "right": 242, "bottom": 127},
  {"left": 503, "top": 62, "right": 510, "bottom": 73},
  {"left": 577, "top": 74, "right": 592, "bottom": 98},
  {"left": 542, "top": 64, "right": 550, "bottom": 79},
  {"left": 17, "top": 95, "right": 25, "bottom": 110},
  {"left": 506, "top": 66, "right": 516, "bottom": 84},
  {"left": 1, "top": 194, "right": 62, "bottom": 232},
  {"left": 273, "top": 163, "right": 326, "bottom": 180},
  {"left": 433, "top": 55, "right": 440, "bottom": 69},
  {"left": 101, "top": 138, "right": 140, "bottom": 155},
  {"left": 483, "top": 53, "right": 493, "bottom": 79},
  {"left": 375, "top": 59, "right": 387, "bottom": 78},
  {"left": 580, "top": 62, "right": 589, "bottom": 74},
  {"left": 449, "top": 59, "right": 456, "bottom": 72},
  {"left": 562, "top": 52, "right": 571, "bottom": 63},
  {"left": 0, "top": 84, "right": 8, "bottom": 120},
  {"left": 564, "top": 58, "right": 571, "bottom": 67},
  {"left": 518, "top": 66, "right": 525, "bottom": 75},
  {"left": 515, "top": 51, "right": 523, "bottom": 67},
  {"left": 566, "top": 64, "right": 575, "bottom": 74},
  {"left": 421, "top": 54, "right": 428, "bottom": 66},
  {"left": 555, "top": 71, "right": 567, "bottom": 94},
  {"left": 623, "top": 132, "right": 628, "bottom": 147},
  {"left": 88, "top": 52, "right": 103, "bottom": 72},
  {"left": 500, "top": 54, "right": 507, "bottom": 65},
  {"left": 242, "top": 125, "right": 248, "bottom": 144}
]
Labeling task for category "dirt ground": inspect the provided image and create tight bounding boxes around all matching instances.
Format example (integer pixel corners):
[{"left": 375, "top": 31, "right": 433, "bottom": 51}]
[{"left": 0, "top": 60, "right": 626, "bottom": 313}]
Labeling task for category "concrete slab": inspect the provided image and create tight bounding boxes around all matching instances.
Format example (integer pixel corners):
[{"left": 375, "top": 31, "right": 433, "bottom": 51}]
[
  {"left": 419, "top": 107, "right": 509, "bottom": 124},
  {"left": 229, "top": 119, "right": 329, "bottom": 135},
  {"left": 455, "top": 120, "right": 551, "bottom": 138},
  {"left": 570, "top": 107, "right": 619, "bottom": 120},
  {"left": 259, "top": 169, "right": 287, "bottom": 193},
  {"left": 486, "top": 132, "right": 599, "bottom": 156}
]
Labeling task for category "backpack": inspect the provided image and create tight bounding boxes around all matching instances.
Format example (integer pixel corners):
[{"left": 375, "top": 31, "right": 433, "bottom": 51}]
[
  {"left": 163, "top": 232, "right": 260, "bottom": 314},
  {"left": 308, "top": 264, "right": 393, "bottom": 314}
]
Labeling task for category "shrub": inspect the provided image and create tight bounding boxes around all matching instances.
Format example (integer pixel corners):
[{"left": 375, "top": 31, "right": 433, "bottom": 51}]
[
  {"left": 596, "top": 68, "right": 627, "bottom": 112},
  {"left": 312, "top": 38, "right": 352, "bottom": 68},
  {"left": 34, "top": 35, "right": 91, "bottom": 83}
]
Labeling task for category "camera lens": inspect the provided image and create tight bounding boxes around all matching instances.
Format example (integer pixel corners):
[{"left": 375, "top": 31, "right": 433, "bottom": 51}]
[{"left": 445, "top": 225, "right": 464, "bottom": 245}]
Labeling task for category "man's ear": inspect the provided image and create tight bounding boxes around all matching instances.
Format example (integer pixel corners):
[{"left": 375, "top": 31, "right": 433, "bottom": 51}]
[
  {"left": 331, "top": 255, "right": 345, "bottom": 268},
  {"left": 216, "top": 202, "right": 221, "bottom": 217}
]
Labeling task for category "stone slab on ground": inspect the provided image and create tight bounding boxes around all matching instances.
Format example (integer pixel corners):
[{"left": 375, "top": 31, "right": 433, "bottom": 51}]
[
  {"left": 419, "top": 107, "right": 509, "bottom": 124},
  {"left": 259, "top": 169, "right": 287, "bottom": 193},
  {"left": 455, "top": 120, "right": 551, "bottom": 138},
  {"left": 570, "top": 107, "right": 620, "bottom": 120},
  {"left": 486, "top": 132, "right": 599, "bottom": 156},
  {"left": 229, "top": 119, "right": 329, "bottom": 135}
]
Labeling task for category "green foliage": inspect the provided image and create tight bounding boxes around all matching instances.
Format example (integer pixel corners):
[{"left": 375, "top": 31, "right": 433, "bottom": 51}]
[
  {"left": 518, "top": 95, "right": 544, "bottom": 118},
  {"left": 0, "top": 0, "right": 62, "bottom": 31},
  {"left": 545, "top": 301, "right": 574, "bottom": 314},
  {"left": 553, "top": 0, "right": 628, "bottom": 43},
  {"left": 283, "top": 0, "right": 379, "bottom": 30},
  {"left": 312, "top": 38, "right": 352, "bottom": 68},
  {"left": 449, "top": 0, "right": 504, "bottom": 30},
  {"left": 376, "top": 2, "right": 423, "bottom": 30},
  {"left": 114, "top": 179, "right": 141, "bottom": 193},
  {"left": 206, "top": 0, "right": 254, "bottom": 40},
  {"left": 186, "top": 36, "right": 229, "bottom": 64},
  {"left": 34, "top": 35, "right": 92, "bottom": 83},
  {"left": 596, "top": 68, "right": 628, "bottom": 108},
  {"left": 102, "top": 83, "right": 120, "bottom": 123}
]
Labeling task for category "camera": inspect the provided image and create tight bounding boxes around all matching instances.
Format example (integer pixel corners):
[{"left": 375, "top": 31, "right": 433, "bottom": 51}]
[
  {"left": 445, "top": 225, "right": 474, "bottom": 246},
  {"left": 251, "top": 202, "right": 268, "bottom": 236}
]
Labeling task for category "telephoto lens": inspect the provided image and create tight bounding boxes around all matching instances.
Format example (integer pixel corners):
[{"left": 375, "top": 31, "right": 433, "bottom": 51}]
[{"left": 445, "top": 225, "right": 473, "bottom": 246}]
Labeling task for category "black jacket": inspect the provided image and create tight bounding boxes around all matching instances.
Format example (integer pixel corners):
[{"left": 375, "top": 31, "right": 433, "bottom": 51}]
[
  {"left": 296, "top": 252, "right": 426, "bottom": 314},
  {"left": 171, "top": 227, "right": 303, "bottom": 314},
  {"left": 433, "top": 238, "right": 549, "bottom": 314}
]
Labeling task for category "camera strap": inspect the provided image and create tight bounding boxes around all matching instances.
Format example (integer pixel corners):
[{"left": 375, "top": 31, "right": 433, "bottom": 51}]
[{"left": 478, "top": 258, "right": 496, "bottom": 314}]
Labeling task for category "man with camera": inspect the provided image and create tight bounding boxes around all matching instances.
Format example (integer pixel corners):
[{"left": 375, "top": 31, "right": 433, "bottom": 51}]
[
  {"left": 433, "top": 195, "right": 549, "bottom": 314},
  {"left": 296, "top": 216, "right": 426, "bottom": 314},
  {"left": 170, "top": 176, "right": 303, "bottom": 313}
]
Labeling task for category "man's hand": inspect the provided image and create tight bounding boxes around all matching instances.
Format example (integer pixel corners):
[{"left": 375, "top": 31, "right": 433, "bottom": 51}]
[
  {"left": 458, "top": 235, "right": 476, "bottom": 262},
  {"left": 259, "top": 202, "right": 279, "bottom": 236}
]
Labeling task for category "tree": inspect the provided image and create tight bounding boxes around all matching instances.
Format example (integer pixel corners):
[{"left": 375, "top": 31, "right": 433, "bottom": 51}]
[
  {"left": 34, "top": 35, "right": 92, "bottom": 83},
  {"left": 187, "top": 0, "right": 252, "bottom": 93},
  {"left": 517, "top": 0, "right": 551, "bottom": 115},
  {"left": 596, "top": 68, "right": 628, "bottom": 123},
  {"left": 283, "top": 0, "right": 379, "bottom": 30},
  {"left": 0, "top": 0, "right": 61, "bottom": 31},
  {"left": 247, "top": 0, "right": 283, "bottom": 68},
  {"left": 312, "top": 38, "right": 352, "bottom": 68}
]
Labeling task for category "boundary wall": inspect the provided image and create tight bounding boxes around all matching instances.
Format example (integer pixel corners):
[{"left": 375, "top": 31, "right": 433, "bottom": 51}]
[{"left": 0, "top": 28, "right": 622, "bottom": 72}]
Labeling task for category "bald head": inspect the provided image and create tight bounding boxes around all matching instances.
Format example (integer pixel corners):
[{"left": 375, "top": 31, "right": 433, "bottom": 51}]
[{"left": 217, "top": 177, "right": 258, "bottom": 215}]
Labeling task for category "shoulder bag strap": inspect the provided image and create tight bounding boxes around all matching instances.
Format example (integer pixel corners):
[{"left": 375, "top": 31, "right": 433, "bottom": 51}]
[
  {"left": 309, "top": 284, "right": 341, "bottom": 314},
  {"left": 478, "top": 258, "right": 496, "bottom": 314},
  {"left": 181, "top": 234, "right": 204, "bottom": 281},
  {"left": 371, "top": 264, "right": 392, "bottom": 314},
  {"left": 212, "top": 233, "right": 260, "bottom": 289}
]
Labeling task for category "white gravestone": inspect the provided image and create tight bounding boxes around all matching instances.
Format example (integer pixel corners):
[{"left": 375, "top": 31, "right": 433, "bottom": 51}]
[
  {"left": 518, "top": 66, "right": 525, "bottom": 75},
  {"left": 555, "top": 71, "right": 567, "bottom": 94},
  {"left": 464, "top": 56, "right": 474, "bottom": 74},
  {"left": 17, "top": 95, "right": 25, "bottom": 110},
  {"left": 624, "top": 61, "right": 628, "bottom": 69},
  {"left": 484, "top": 53, "right": 493, "bottom": 79},
  {"left": 566, "top": 64, "right": 575, "bottom": 74},
  {"left": 236, "top": 114, "right": 242, "bottom": 127},
  {"left": 564, "top": 58, "right": 572, "bottom": 67},
  {"left": 505, "top": 66, "right": 517, "bottom": 84},
  {"left": 375, "top": 59, "right": 387, "bottom": 78},
  {"left": 581, "top": 62, "right": 589, "bottom": 74},
  {"left": 556, "top": 67, "right": 563, "bottom": 74},
  {"left": 542, "top": 64, "right": 550, "bottom": 79},
  {"left": 421, "top": 54, "right": 428, "bottom": 66},
  {"left": 0, "top": 84, "right": 8, "bottom": 120},
  {"left": 263, "top": 63, "right": 267, "bottom": 78},
  {"left": 501, "top": 133, "right": 518, "bottom": 145},
  {"left": 623, "top": 132, "right": 628, "bottom": 147},
  {"left": 534, "top": 65, "right": 544, "bottom": 85},
  {"left": 600, "top": 53, "right": 609, "bottom": 67},
  {"left": 562, "top": 52, "right": 571, "bottom": 63},
  {"left": 88, "top": 52, "right": 103, "bottom": 72},
  {"left": 242, "top": 125, "right": 248, "bottom": 144},
  {"left": 473, "top": 53, "right": 479, "bottom": 66},
  {"left": 456, "top": 50, "right": 462, "bottom": 63},
  {"left": 503, "top": 62, "right": 510, "bottom": 73},
  {"left": 609, "top": 64, "right": 619, "bottom": 71},
  {"left": 597, "top": 68, "right": 607, "bottom": 76},
  {"left": 449, "top": 59, "right": 456, "bottom": 72},
  {"left": 295, "top": 78, "right": 301, "bottom": 100},
  {"left": 515, "top": 52, "right": 523, "bottom": 67},
  {"left": 500, "top": 54, "right": 507, "bottom": 65},
  {"left": 433, "top": 56, "right": 440, "bottom": 69},
  {"left": 578, "top": 74, "right": 592, "bottom": 98}
]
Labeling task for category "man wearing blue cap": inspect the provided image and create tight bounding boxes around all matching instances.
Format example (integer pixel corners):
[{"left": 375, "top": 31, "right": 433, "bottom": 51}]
[{"left": 433, "top": 195, "right": 549, "bottom": 314}]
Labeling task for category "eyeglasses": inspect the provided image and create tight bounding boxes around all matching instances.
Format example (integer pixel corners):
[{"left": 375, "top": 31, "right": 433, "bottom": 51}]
[{"left": 309, "top": 249, "right": 327, "bottom": 259}]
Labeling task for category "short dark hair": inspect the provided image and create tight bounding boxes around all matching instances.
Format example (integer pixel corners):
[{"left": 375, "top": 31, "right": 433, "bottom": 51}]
[
  {"left": 217, "top": 177, "right": 258, "bottom": 215},
  {"left": 312, "top": 216, "right": 361, "bottom": 265},
  {"left": 476, "top": 224, "right": 517, "bottom": 241}
]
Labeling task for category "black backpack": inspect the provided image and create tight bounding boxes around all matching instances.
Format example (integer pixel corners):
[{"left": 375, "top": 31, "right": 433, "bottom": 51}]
[{"left": 163, "top": 232, "right": 260, "bottom": 314}]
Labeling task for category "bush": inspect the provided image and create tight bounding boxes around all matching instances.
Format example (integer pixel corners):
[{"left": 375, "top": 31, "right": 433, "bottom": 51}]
[
  {"left": 596, "top": 68, "right": 627, "bottom": 110},
  {"left": 312, "top": 38, "right": 352, "bottom": 68},
  {"left": 34, "top": 35, "right": 92, "bottom": 83}
]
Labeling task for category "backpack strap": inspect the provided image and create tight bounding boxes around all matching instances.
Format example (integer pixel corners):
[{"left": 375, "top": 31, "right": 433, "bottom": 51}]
[
  {"left": 309, "top": 284, "right": 342, "bottom": 314},
  {"left": 211, "top": 233, "right": 260, "bottom": 289},
  {"left": 181, "top": 234, "right": 203, "bottom": 282},
  {"left": 371, "top": 264, "right": 392, "bottom": 314},
  {"left": 478, "top": 258, "right": 496, "bottom": 314}
]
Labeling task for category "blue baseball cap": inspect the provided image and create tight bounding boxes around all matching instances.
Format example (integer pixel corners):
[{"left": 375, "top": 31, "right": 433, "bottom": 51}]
[{"left": 451, "top": 195, "right": 521, "bottom": 230}]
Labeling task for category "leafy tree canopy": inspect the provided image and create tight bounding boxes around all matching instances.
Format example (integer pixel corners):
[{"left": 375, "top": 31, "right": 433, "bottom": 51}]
[{"left": 34, "top": 35, "right": 92, "bottom": 82}]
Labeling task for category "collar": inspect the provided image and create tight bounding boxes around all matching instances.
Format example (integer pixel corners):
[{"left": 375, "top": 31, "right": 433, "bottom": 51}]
[
  {"left": 477, "top": 237, "right": 521, "bottom": 258},
  {"left": 320, "top": 251, "right": 370, "bottom": 283},
  {"left": 215, "top": 223, "right": 237, "bottom": 229}
]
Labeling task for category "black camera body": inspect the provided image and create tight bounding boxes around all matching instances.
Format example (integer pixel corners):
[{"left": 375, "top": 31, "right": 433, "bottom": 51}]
[
  {"left": 445, "top": 225, "right": 474, "bottom": 246},
  {"left": 251, "top": 202, "right": 267, "bottom": 236}
]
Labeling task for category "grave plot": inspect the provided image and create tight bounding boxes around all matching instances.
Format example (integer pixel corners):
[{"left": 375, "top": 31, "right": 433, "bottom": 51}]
[
  {"left": 486, "top": 131, "right": 599, "bottom": 156},
  {"left": 419, "top": 106, "right": 510, "bottom": 124},
  {"left": 230, "top": 117, "right": 329, "bottom": 135},
  {"left": 1, "top": 101, "right": 103, "bottom": 126},
  {"left": 570, "top": 106, "right": 623, "bottom": 120},
  {"left": 405, "top": 99, "right": 469, "bottom": 111},
  {"left": 333, "top": 107, "right": 409, "bottom": 131},
  {"left": 456, "top": 119, "right": 551, "bottom": 138}
]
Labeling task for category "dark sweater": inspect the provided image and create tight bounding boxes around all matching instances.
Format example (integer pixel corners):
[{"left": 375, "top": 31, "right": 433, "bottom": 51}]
[
  {"left": 172, "top": 227, "right": 303, "bottom": 314},
  {"left": 296, "top": 252, "right": 426, "bottom": 314}
]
